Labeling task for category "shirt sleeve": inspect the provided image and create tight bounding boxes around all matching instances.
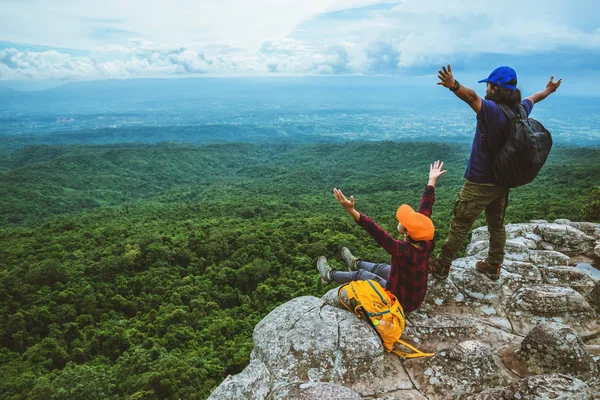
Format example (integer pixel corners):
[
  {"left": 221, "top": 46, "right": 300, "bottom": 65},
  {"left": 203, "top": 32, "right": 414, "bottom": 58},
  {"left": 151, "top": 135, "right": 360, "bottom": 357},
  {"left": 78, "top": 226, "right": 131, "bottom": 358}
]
[
  {"left": 477, "top": 99, "right": 502, "bottom": 126},
  {"left": 521, "top": 99, "right": 534, "bottom": 117},
  {"left": 418, "top": 185, "right": 435, "bottom": 218},
  {"left": 356, "top": 214, "right": 410, "bottom": 257}
]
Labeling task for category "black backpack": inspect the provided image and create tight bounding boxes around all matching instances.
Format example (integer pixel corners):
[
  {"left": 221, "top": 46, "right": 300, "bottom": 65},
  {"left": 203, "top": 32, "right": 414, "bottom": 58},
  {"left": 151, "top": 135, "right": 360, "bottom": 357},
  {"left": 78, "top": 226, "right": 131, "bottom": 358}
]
[{"left": 479, "top": 103, "right": 553, "bottom": 188}]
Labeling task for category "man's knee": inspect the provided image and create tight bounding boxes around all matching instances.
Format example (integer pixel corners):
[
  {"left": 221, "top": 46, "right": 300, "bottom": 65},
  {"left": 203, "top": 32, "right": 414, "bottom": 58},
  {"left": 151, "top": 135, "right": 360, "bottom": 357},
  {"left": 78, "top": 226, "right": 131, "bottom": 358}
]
[{"left": 453, "top": 199, "right": 483, "bottom": 225}]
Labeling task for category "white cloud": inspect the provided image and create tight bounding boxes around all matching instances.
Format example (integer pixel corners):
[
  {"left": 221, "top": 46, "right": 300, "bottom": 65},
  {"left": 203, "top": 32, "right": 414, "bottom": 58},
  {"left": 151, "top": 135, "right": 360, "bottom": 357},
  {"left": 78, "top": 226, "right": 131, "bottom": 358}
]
[
  {"left": 0, "top": 0, "right": 387, "bottom": 49},
  {"left": 293, "top": 0, "right": 600, "bottom": 68},
  {"left": 1, "top": 0, "right": 599, "bottom": 82}
]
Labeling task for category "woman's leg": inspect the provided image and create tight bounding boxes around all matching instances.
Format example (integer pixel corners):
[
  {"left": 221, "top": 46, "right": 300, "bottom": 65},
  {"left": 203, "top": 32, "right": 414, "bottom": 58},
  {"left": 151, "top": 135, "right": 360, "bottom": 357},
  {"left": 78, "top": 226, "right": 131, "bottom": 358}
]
[
  {"left": 356, "top": 260, "right": 391, "bottom": 280},
  {"left": 330, "top": 269, "right": 388, "bottom": 288}
]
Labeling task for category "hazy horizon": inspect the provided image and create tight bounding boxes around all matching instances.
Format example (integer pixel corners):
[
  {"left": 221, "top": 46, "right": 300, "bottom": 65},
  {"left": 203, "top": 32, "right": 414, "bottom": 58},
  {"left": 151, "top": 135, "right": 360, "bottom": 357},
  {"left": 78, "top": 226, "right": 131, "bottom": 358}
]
[{"left": 1, "top": 77, "right": 599, "bottom": 152}]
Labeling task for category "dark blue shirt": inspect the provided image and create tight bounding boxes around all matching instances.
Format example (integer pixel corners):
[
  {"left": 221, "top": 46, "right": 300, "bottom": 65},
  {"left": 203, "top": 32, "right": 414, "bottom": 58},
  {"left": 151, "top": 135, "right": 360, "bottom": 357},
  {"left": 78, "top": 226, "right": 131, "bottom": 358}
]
[{"left": 465, "top": 99, "right": 534, "bottom": 184}]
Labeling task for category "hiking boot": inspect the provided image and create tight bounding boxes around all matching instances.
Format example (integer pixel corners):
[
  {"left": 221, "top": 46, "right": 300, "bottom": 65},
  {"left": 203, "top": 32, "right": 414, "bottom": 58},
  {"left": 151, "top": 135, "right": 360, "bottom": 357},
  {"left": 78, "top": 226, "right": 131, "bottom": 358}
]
[
  {"left": 429, "top": 258, "right": 450, "bottom": 280},
  {"left": 317, "top": 256, "right": 333, "bottom": 284},
  {"left": 340, "top": 247, "right": 359, "bottom": 271},
  {"left": 476, "top": 260, "right": 502, "bottom": 281}
]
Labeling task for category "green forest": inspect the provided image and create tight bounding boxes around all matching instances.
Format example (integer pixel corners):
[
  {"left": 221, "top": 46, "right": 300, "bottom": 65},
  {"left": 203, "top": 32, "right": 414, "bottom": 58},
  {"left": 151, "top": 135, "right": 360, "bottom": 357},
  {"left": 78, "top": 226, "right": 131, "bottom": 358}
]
[{"left": 1, "top": 141, "right": 599, "bottom": 399}]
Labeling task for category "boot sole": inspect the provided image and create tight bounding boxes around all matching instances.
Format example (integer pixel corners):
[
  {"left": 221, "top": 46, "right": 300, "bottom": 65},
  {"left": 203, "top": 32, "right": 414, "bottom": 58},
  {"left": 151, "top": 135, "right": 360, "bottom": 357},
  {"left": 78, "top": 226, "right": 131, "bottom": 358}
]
[
  {"left": 476, "top": 267, "right": 500, "bottom": 281},
  {"left": 318, "top": 257, "right": 332, "bottom": 284},
  {"left": 431, "top": 271, "right": 449, "bottom": 280},
  {"left": 340, "top": 248, "right": 358, "bottom": 272}
]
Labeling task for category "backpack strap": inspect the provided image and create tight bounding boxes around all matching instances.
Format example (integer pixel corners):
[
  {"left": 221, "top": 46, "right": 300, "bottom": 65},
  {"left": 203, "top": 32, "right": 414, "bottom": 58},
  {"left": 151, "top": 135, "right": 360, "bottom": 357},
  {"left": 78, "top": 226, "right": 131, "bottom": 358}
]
[
  {"left": 499, "top": 103, "right": 526, "bottom": 120},
  {"left": 392, "top": 339, "right": 435, "bottom": 359},
  {"left": 477, "top": 112, "right": 495, "bottom": 173},
  {"left": 481, "top": 103, "right": 524, "bottom": 173}
]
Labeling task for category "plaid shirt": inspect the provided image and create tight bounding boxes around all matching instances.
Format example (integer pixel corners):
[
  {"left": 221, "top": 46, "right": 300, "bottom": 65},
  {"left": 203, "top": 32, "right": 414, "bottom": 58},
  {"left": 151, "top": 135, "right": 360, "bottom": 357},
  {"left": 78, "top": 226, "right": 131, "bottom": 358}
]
[{"left": 356, "top": 185, "right": 435, "bottom": 312}]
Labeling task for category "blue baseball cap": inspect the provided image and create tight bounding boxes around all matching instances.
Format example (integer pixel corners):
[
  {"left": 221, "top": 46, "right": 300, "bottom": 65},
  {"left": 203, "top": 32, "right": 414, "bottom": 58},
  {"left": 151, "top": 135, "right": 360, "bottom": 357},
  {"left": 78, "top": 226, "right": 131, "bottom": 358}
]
[{"left": 478, "top": 66, "right": 517, "bottom": 91}]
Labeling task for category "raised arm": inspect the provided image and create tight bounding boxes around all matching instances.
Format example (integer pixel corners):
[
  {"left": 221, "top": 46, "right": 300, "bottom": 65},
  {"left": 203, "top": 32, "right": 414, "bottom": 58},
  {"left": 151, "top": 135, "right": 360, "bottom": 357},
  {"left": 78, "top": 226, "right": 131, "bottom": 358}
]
[
  {"left": 419, "top": 160, "right": 446, "bottom": 217},
  {"left": 526, "top": 76, "right": 562, "bottom": 105},
  {"left": 333, "top": 188, "right": 360, "bottom": 221},
  {"left": 437, "top": 64, "right": 482, "bottom": 113},
  {"left": 332, "top": 188, "right": 408, "bottom": 256}
]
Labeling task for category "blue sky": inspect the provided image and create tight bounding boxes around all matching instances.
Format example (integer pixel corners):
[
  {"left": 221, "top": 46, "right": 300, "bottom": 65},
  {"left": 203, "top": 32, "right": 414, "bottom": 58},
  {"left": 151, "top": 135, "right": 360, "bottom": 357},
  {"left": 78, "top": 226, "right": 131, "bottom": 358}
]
[{"left": 1, "top": 0, "right": 599, "bottom": 92}]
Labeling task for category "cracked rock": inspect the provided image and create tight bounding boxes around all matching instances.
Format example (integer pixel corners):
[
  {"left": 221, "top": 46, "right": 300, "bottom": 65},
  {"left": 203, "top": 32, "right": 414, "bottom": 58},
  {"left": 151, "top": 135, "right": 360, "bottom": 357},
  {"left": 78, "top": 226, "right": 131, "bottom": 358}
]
[
  {"left": 403, "top": 314, "right": 517, "bottom": 352},
  {"left": 508, "top": 285, "right": 598, "bottom": 336},
  {"left": 516, "top": 323, "right": 598, "bottom": 380},
  {"left": 586, "top": 280, "right": 600, "bottom": 314},
  {"left": 534, "top": 223, "right": 596, "bottom": 254},
  {"left": 413, "top": 341, "right": 510, "bottom": 398},
  {"left": 268, "top": 382, "right": 362, "bottom": 400},
  {"left": 464, "top": 374, "right": 594, "bottom": 400},
  {"left": 252, "top": 296, "right": 382, "bottom": 385},
  {"left": 540, "top": 266, "right": 597, "bottom": 295},
  {"left": 208, "top": 359, "right": 271, "bottom": 400},
  {"left": 509, "top": 285, "right": 593, "bottom": 316}
]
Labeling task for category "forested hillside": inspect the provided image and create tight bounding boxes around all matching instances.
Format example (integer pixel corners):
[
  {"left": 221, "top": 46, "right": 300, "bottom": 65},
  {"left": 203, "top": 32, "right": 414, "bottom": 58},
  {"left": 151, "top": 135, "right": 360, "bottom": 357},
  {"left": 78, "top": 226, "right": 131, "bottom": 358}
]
[{"left": 1, "top": 142, "right": 599, "bottom": 399}]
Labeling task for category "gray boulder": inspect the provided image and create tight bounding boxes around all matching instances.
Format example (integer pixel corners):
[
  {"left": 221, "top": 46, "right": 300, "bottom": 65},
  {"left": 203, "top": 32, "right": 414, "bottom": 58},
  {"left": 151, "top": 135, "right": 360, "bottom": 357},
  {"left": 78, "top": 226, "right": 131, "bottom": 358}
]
[
  {"left": 501, "top": 260, "right": 543, "bottom": 285},
  {"left": 321, "top": 287, "right": 345, "bottom": 309},
  {"left": 504, "top": 374, "right": 594, "bottom": 400},
  {"left": 268, "top": 382, "right": 361, "bottom": 400},
  {"left": 554, "top": 220, "right": 600, "bottom": 239},
  {"left": 421, "top": 274, "right": 465, "bottom": 312},
  {"left": 507, "top": 285, "right": 597, "bottom": 335},
  {"left": 403, "top": 314, "right": 517, "bottom": 352},
  {"left": 449, "top": 268, "right": 508, "bottom": 326},
  {"left": 363, "top": 390, "right": 428, "bottom": 399},
  {"left": 516, "top": 323, "right": 598, "bottom": 380},
  {"left": 464, "top": 374, "right": 594, "bottom": 400},
  {"left": 587, "top": 280, "right": 600, "bottom": 314},
  {"left": 540, "top": 266, "right": 597, "bottom": 295},
  {"left": 534, "top": 223, "right": 596, "bottom": 254},
  {"left": 407, "top": 341, "right": 510, "bottom": 399},
  {"left": 252, "top": 296, "right": 382, "bottom": 385},
  {"left": 509, "top": 285, "right": 593, "bottom": 315},
  {"left": 528, "top": 250, "right": 570, "bottom": 266},
  {"left": 208, "top": 359, "right": 271, "bottom": 400},
  {"left": 465, "top": 240, "right": 489, "bottom": 257},
  {"left": 469, "top": 238, "right": 533, "bottom": 262}
]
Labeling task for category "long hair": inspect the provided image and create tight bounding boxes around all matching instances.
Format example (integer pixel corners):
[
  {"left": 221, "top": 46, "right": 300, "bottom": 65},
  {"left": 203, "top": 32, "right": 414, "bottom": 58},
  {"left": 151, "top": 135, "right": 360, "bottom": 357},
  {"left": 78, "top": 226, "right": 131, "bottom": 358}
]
[{"left": 485, "top": 79, "right": 521, "bottom": 109}]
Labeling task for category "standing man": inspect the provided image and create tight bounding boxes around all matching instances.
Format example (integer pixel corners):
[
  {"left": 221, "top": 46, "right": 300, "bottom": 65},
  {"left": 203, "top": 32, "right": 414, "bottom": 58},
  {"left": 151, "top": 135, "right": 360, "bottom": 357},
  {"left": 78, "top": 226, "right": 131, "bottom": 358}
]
[{"left": 429, "top": 65, "right": 562, "bottom": 280}]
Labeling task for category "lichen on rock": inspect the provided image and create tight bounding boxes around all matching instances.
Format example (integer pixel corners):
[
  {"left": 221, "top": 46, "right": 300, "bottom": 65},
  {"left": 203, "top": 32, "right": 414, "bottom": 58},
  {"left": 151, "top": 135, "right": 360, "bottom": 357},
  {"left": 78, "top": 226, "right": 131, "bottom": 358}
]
[{"left": 516, "top": 322, "right": 598, "bottom": 380}]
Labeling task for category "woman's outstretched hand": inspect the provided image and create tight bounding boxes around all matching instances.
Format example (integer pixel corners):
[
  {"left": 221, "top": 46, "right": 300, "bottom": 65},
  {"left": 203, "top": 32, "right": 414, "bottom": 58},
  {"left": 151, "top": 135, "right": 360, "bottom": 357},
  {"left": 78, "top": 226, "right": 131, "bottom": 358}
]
[
  {"left": 428, "top": 160, "right": 447, "bottom": 187},
  {"left": 333, "top": 188, "right": 360, "bottom": 221}
]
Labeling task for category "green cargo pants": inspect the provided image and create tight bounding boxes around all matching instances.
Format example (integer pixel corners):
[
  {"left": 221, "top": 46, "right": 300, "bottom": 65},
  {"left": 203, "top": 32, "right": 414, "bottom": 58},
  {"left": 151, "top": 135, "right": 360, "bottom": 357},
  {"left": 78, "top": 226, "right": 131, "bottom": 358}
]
[{"left": 436, "top": 180, "right": 510, "bottom": 268}]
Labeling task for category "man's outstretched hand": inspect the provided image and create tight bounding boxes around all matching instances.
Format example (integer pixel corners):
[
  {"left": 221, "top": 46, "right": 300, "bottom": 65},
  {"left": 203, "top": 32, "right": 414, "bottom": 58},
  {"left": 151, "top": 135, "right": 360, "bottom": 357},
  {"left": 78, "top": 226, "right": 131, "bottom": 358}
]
[
  {"left": 333, "top": 188, "right": 360, "bottom": 221},
  {"left": 527, "top": 75, "right": 563, "bottom": 105},
  {"left": 437, "top": 64, "right": 456, "bottom": 89},
  {"left": 546, "top": 76, "right": 562, "bottom": 93}
]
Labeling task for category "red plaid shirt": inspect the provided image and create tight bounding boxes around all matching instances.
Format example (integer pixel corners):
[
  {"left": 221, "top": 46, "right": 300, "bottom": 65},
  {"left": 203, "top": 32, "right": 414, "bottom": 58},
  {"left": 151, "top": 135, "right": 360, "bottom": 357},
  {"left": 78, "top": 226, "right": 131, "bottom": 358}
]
[{"left": 356, "top": 185, "right": 435, "bottom": 312}]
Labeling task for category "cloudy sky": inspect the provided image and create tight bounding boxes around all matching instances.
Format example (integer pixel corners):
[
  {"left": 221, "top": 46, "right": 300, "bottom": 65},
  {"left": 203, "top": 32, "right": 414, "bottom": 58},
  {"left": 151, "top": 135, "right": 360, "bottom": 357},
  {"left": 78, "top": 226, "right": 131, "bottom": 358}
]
[{"left": 1, "top": 0, "right": 599, "bottom": 86}]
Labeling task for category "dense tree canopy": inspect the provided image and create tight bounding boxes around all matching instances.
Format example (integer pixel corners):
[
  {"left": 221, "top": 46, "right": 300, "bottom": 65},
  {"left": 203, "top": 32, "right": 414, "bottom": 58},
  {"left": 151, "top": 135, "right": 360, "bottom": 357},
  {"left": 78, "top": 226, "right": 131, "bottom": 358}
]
[{"left": 1, "top": 142, "right": 599, "bottom": 399}]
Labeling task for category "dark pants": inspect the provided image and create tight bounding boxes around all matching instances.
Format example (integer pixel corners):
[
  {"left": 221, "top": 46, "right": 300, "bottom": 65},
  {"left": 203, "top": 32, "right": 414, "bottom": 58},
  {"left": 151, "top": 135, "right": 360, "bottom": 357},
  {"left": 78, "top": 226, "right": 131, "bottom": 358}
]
[
  {"left": 436, "top": 180, "right": 509, "bottom": 268},
  {"left": 330, "top": 261, "right": 390, "bottom": 288}
]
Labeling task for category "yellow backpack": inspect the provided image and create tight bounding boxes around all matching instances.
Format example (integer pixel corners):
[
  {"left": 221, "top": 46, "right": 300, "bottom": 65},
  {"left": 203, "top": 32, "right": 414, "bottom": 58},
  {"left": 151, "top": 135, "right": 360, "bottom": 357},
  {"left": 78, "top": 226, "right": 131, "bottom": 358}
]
[{"left": 338, "top": 280, "right": 434, "bottom": 359}]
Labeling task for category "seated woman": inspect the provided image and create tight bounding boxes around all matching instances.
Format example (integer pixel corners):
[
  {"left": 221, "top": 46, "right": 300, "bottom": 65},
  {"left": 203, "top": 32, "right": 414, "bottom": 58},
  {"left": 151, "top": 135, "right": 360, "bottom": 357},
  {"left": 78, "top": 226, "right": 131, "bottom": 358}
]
[{"left": 317, "top": 160, "right": 446, "bottom": 313}]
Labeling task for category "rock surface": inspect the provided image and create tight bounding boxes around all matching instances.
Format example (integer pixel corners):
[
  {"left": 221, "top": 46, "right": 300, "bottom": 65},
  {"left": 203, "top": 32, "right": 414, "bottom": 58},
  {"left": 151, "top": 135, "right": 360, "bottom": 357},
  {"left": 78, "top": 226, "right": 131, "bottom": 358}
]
[
  {"left": 268, "top": 382, "right": 362, "bottom": 400},
  {"left": 209, "top": 220, "right": 600, "bottom": 399},
  {"left": 464, "top": 374, "right": 595, "bottom": 400},
  {"left": 407, "top": 340, "right": 511, "bottom": 399},
  {"left": 515, "top": 323, "right": 598, "bottom": 380}
]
